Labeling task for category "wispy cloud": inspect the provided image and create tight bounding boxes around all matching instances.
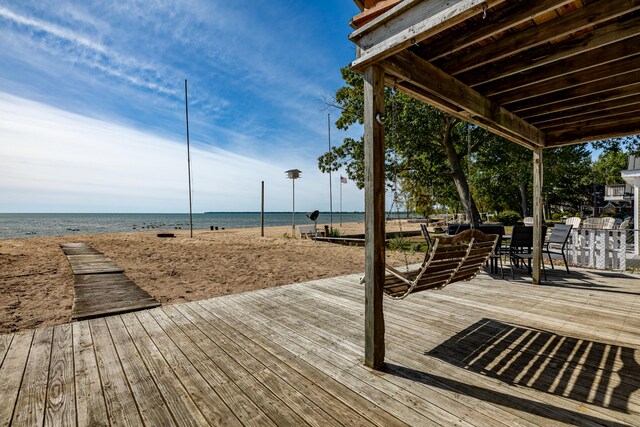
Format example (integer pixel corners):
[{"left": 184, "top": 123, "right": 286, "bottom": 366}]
[
  {"left": 0, "top": 93, "right": 363, "bottom": 212},
  {"left": 0, "top": 6, "right": 107, "bottom": 53},
  {"left": 0, "top": 5, "right": 179, "bottom": 97},
  {"left": 0, "top": 1, "right": 364, "bottom": 212}
]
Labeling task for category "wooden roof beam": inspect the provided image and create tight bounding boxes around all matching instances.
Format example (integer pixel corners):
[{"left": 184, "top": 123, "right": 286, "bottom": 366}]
[
  {"left": 350, "top": 0, "right": 502, "bottom": 72},
  {"left": 520, "top": 82, "right": 640, "bottom": 119},
  {"left": 480, "top": 36, "right": 640, "bottom": 100},
  {"left": 529, "top": 93, "right": 640, "bottom": 126},
  {"left": 509, "top": 71, "right": 640, "bottom": 114},
  {"left": 380, "top": 51, "right": 545, "bottom": 147},
  {"left": 420, "top": 0, "right": 576, "bottom": 62},
  {"left": 491, "top": 51, "right": 640, "bottom": 105},
  {"left": 546, "top": 119, "right": 640, "bottom": 146},
  {"left": 540, "top": 108, "right": 640, "bottom": 131},
  {"left": 459, "top": 11, "right": 640, "bottom": 87},
  {"left": 395, "top": 81, "right": 538, "bottom": 150},
  {"left": 441, "top": 0, "right": 640, "bottom": 76}
]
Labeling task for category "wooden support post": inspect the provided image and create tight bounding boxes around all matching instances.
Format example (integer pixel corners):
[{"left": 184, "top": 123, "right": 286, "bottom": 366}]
[
  {"left": 363, "top": 65, "right": 386, "bottom": 369},
  {"left": 532, "top": 146, "right": 543, "bottom": 285}
]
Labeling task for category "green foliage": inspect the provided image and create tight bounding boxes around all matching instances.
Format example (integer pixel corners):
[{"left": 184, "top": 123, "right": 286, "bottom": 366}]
[
  {"left": 543, "top": 146, "right": 593, "bottom": 209},
  {"left": 494, "top": 210, "right": 521, "bottom": 226},
  {"left": 470, "top": 133, "right": 529, "bottom": 213},
  {"left": 319, "top": 66, "right": 481, "bottom": 222},
  {"left": 387, "top": 236, "right": 411, "bottom": 251},
  {"left": 591, "top": 151, "right": 629, "bottom": 185},
  {"left": 328, "top": 228, "right": 342, "bottom": 237},
  {"left": 551, "top": 212, "right": 564, "bottom": 220},
  {"left": 411, "top": 242, "right": 424, "bottom": 252}
]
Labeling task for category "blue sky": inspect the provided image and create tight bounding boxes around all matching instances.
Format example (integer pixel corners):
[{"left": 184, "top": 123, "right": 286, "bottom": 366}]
[{"left": 0, "top": 0, "right": 364, "bottom": 213}]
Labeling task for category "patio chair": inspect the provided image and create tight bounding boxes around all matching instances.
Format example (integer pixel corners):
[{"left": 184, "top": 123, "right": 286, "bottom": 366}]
[
  {"left": 447, "top": 223, "right": 470, "bottom": 236},
  {"left": 523, "top": 217, "right": 534, "bottom": 226},
  {"left": 477, "top": 224, "right": 506, "bottom": 279},
  {"left": 542, "top": 224, "right": 573, "bottom": 273},
  {"left": 565, "top": 217, "right": 581, "bottom": 228},
  {"left": 508, "top": 225, "right": 548, "bottom": 280}
]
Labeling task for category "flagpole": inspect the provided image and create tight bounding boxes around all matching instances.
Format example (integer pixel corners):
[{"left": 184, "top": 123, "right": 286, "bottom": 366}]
[
  {"left": 184, "top": 79, "right": 193, "bottom": 238},
  {"left": 328, "top": 113, "right": 333, "bottom": 232}
]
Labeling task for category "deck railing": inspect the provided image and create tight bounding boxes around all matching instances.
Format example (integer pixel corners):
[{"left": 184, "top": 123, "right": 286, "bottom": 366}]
[
  {"left": 604, "top": 184, "right": 626, "bottom": 199},
  {"left": 569, "top": 229, "right": 635, "bottom": 270}
]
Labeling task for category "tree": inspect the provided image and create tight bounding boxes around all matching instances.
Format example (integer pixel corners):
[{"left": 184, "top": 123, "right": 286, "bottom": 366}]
[
  {"left": 591, "top": 151, "right": 629, "bottom": 185},
  {"left": 472, "top": 138, "right": 593, "bottom": 218},
  {"left": 471, "top": 134, "right": 531, "bottom": 216},
  {"left": 319, "top": 67, "right": 482, "bottom": 226}
]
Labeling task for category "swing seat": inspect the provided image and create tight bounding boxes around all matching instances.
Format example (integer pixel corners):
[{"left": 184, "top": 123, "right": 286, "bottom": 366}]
[{"left": 382, "top": 229, "right": 498, "bottom": 299}]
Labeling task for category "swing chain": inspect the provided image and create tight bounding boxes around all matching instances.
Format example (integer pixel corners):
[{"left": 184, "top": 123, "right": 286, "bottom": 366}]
[{"left": 389, "top": 80, "right": 411, "bottom": 272}]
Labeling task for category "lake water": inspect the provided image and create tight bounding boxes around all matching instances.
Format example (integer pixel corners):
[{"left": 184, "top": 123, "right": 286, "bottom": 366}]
[{"left": 0, "top": 212, "right": 365, "bottom": 239}]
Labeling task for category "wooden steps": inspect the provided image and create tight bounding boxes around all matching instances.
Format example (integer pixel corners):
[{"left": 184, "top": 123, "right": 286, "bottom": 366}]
[{"left": 60, "top": 243, "right": 160, "bottom": 320}]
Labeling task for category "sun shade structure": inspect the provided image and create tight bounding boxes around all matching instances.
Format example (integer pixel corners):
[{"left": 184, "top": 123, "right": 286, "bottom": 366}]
[{"left": 349, "top": 0, "right": 640, "bottom": 368}]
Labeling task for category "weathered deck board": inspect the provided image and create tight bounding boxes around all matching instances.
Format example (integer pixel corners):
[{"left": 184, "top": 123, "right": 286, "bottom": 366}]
[
  {"left": 11, "top": 328, "right": 52, "bottom": 427},
  {"left": 72, "top": 322, "right": 108, "bottom": 427},
  {"left": 1, "top": 268, "right": 639, "bottom": 426},
  {"left": 60, "top": 243, "right": 160, "bottom": 319},
  {"left": 0, "top": 331, "right": 33, "bottom": 426},
  {"left": 45, "top": 323, "right": 76, "bottom": 426}
]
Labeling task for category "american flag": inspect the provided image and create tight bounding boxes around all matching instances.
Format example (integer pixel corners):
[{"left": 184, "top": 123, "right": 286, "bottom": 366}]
[{"left": 340, "top": 176, "right": 347, "bottom": 184}]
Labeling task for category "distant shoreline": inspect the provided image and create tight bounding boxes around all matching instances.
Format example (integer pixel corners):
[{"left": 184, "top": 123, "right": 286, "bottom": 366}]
[{"left": 0, "top": 212, "right": 366, "bottom": 240}]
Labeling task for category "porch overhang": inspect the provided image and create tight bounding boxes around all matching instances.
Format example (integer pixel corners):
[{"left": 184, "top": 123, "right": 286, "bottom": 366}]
[{"left": 350, "top": 0, "right": 640, "bottom": 149}]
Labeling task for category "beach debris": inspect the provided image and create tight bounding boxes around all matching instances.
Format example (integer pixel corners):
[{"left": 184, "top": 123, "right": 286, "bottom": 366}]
[{"left": 157, "top": 233, "right": 175, "bottom": 238}]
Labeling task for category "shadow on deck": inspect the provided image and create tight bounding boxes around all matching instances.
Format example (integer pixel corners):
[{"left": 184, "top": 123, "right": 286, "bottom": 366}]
[{"left": 426, "top": 318, "right": 639, "bottom": 414}]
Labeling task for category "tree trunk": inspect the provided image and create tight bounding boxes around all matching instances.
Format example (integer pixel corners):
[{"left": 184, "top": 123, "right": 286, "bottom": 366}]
[
  {"left": 440, "top": 117, "right": 481, "bottom": 228},
  {"left": 519, "top": 183, "right": 529, "bottom": 217}
]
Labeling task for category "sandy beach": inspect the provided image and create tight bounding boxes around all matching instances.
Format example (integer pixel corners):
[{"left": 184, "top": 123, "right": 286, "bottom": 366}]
[{"left": 0, "top": 221, "right": 424, "bottom": 334}]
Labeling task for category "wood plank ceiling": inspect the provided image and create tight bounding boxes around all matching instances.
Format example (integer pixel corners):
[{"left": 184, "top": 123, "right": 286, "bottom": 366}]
[{"left": 349, "top": 0, "right": 640, "bottom": 149}]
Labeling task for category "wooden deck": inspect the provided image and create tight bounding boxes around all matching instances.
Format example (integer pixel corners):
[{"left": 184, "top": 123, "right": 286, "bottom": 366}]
[
  {"left": 0, "top": 268, "right": 639, "bottom": 426},
  {"left": 60, "top": 243, "right": 160, "bottom": 320}
]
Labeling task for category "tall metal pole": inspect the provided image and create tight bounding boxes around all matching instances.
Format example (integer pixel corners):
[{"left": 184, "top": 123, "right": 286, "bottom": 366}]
[
  {"left": 340, "top": 176, "right": 343, "bottom": 227},
  {"left": 261, "top": 181, "right": 265, "bottom": 237},
  {"left": 328, "top": 113, "right": 333, "bottom": 231},
  {"left": 184, "top": 79, "right": 193, "bottom": 238},
  {"left": 292, "top": 179, "right": 296, "bottom": 237}
]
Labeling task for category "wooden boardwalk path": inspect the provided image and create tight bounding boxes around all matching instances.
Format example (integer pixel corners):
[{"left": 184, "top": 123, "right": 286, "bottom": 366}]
[
  {"left": 60, "top": 243, "right": 159, "bottom": 320},
  {"left": 0, "top": 268, "right": 639, "bottom": 426}
]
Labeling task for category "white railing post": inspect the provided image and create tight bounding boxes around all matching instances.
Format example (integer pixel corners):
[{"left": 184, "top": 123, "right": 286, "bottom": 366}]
[
  {"left": 611, "top": 231, "right": 619, "bottom": 270},
  {"left": 620, "top": 230, "right": 627, "bottom": 270},
  {"left": 595, "top": 231, "right": 606, "bottom": 269}
]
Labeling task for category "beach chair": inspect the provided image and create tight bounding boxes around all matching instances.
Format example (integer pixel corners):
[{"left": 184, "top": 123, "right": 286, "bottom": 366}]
[
  {"left": 565, "top": 217, "right": 581, "bottom": 228},
  {"left": 299, "top": 224, "right": 317, "bottom": 238},
  {"left": 376, "top": 229, "right": 498, "bottom": 299}
]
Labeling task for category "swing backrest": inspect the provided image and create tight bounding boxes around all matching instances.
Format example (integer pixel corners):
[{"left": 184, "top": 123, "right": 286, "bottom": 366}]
[{"left": 384, "top": 229, "right": 498, "bottom": 297}]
